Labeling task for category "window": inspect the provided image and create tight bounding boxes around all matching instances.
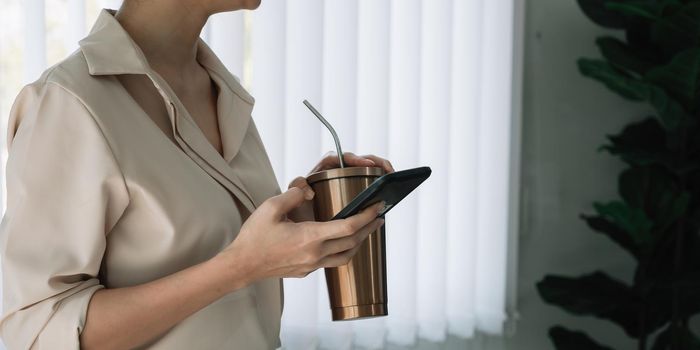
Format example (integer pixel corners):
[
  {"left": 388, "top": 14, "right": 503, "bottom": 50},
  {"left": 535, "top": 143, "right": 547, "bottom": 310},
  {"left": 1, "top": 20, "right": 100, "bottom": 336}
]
[{"left": 0, "top": 0, "right": 523, "bottom": 348}]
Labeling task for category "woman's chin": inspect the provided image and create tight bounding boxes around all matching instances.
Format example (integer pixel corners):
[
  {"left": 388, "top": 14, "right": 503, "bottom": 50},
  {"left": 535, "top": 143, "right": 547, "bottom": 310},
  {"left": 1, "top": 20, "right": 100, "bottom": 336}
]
[
  {"left": 211, "top": 0, "right": 261, "bottom": 13},
  {"left": 237, "top": 0, "right": 261, "bottom": 11},
  {"left": 246, "top": 0, "right": 262, "bottom": 10}
]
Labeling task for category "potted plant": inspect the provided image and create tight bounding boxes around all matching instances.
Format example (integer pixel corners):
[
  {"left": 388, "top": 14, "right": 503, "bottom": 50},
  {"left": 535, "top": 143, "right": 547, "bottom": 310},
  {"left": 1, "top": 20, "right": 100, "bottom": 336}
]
[{"left": 536, "top": 1, "right": 700, "bottom": 349}]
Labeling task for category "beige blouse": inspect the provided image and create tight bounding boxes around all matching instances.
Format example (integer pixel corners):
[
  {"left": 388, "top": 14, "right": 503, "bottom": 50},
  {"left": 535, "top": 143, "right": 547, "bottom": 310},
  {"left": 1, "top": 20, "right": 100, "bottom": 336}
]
[{"left": 0, "top": 9, "right": 283, "bottom": 350}]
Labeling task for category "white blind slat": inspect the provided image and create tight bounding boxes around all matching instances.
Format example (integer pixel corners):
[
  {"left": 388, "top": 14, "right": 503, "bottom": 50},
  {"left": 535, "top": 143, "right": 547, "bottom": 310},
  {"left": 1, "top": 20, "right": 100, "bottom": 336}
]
[
  {"left": 474, "top": 0, "right": 514, "bottom": 334},
  {"left": 250, "top": 0, "right": 287, "bottom": 188},
  {"left": 320, "top": 1, "right": 358, "bottom": 156},
  {"left": 280, "top": 1, "right": 324, "bottom": 349},
  {"left": 385, "top": 0, "right": 422, "bottom": 346},
  {"left": 23, "top": 0, "right": 46, "bottom": 83},
  {"left": 98, "top": 0, "right": 122, "bottom": 11},
  {"left": 416, "top": 0, "right": 453, "bottom": 342},
  {"left": 355, "top": 0, "right": 390, "bottom": 158},
  {"left": 65, "top": 0, "right": 86, "bottom": 54},
  {"left": 446, "top": 0, "right": 483, "bottom": 339},
  {"left": 352, "top": 0, "right": 391, "bottom": 348}
]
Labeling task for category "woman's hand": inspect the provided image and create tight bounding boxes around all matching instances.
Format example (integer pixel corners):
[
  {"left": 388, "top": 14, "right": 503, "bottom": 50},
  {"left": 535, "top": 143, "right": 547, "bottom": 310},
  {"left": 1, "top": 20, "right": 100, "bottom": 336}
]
[
  {"left": 287, "top": 152, "right": 395, "bottom": 223},
  {"left": 309, "top": 152, "right": 395, "bottom": 175},
  {"left": 216, "top": 188, "right": 385, "bottom": 284}
]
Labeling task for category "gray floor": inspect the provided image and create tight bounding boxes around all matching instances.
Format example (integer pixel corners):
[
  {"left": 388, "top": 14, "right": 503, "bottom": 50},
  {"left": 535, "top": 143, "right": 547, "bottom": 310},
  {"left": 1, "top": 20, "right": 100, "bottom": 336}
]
[{"left": 354, "top": 334, "right": 507, "bottom": 350}]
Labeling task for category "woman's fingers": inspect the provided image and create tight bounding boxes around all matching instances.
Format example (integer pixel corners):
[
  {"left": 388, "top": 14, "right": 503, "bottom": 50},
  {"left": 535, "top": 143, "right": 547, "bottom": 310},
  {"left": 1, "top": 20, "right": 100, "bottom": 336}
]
[
  {"left": 318, "top": 243, "right": 362, "bottom": 268},
  {"left": 318, "top": 217, "right": 384, "bottom": 267},
  {"left": 310, "top": 152, "right": 341, "bottom": 173},
  {"left": 320, "top": 217, "right": 384, "bottom": 256},
  {"left": 342, "top": 152, "right": 376, "bottom": 167},
  {"left": 341, "top": 152, "right": 394, "bottom": 173},
  {"left": 310, "top": 151, "right": 380, "bottom": 173},
  {"left": 311, "top": 201, "right": 384, "bottom": 240},
  {"left": 287, "top": 176, "right": 315, "bottom": 200},
  {"left": 264, "top": 187, "right": 307, "bottom": 218},
  {"left": 309, "top": 151, "right": 395, "bottom": 174},
  {"left": 358, "top": 154, "right": 395, "bottom": 173}
]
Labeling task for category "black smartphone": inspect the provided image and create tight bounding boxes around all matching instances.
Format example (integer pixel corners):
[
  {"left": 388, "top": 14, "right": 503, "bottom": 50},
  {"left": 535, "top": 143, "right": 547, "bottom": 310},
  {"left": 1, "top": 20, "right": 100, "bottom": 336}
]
[{"left": 332, "top": 166, "right": 432, "bottom": 220}]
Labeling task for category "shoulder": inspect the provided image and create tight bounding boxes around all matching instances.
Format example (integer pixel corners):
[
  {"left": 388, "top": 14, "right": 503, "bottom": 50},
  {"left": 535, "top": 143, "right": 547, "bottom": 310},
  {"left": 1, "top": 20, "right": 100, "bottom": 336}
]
[
  {"left": 11, "top": 50, "right": 96, "bottom": 120},
  {"left": 10, "top": 46, "right": 124, "bottom": 131},
  {"left": 28, "top": 49, "right": 104, "bottom": 104},
  {"left": 8, "top": 52, "right": 111, "bottom": 151}
]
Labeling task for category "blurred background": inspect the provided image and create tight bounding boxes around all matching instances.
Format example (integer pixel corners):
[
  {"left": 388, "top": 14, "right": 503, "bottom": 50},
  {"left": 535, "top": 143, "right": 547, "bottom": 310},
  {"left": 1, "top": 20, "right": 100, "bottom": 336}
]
[{"left": 2, "top": 0, "right": 699, "bottom": 349}]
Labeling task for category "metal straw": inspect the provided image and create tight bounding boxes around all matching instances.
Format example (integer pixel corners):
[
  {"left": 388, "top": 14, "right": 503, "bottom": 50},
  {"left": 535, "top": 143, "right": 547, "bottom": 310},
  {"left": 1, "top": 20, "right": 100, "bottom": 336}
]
[{"left": 303, "top": 100, "right": 345, "bottom": 168}]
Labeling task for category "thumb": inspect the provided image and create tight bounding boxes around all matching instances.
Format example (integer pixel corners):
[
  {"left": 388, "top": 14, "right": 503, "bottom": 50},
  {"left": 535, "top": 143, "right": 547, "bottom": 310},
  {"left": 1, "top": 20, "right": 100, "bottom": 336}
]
[{"left": 267, "top": 187, "right": 307, "bottom": 217}]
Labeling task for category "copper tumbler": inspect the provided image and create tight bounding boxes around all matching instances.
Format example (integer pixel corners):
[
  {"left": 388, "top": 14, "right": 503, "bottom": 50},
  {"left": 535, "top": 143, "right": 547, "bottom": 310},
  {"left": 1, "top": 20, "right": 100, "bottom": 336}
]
[{"left": 306, "top": 166, "right": 387, "bottom": 321}]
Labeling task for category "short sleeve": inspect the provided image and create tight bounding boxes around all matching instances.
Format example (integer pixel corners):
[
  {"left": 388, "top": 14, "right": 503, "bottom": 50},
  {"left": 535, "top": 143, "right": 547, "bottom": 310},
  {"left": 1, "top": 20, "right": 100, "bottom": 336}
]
[{"left": 0, "top": 82, "right": 129, "bottom": 349}]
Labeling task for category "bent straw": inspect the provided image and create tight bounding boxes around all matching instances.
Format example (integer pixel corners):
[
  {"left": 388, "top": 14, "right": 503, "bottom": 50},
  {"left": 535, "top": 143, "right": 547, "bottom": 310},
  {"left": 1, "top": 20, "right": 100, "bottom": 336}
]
[{"left": 303, "top": 100, "right": 346, "bottom": 168}]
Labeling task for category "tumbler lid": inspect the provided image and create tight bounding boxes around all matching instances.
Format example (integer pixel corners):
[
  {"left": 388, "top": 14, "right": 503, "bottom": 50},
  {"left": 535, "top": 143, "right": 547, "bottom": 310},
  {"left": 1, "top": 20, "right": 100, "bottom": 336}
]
[{"left": 306, "top": 166, "right": 384, "bottom": 184}]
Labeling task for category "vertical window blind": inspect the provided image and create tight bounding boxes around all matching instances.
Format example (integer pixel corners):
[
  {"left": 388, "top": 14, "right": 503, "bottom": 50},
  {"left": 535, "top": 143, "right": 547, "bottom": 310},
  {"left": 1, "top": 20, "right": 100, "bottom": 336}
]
[{"left": 1, "top": 0, "right": 523, "bottom": 349}]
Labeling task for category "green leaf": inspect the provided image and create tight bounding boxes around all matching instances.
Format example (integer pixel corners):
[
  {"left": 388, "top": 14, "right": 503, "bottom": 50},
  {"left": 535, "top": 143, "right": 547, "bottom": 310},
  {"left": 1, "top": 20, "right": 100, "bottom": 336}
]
[
  {"left": 619, "top": 166, "right": 651, "bottom": 209},
  {"left": 577, "top": 0, "right": 629, "bottom": 29},
  {"left": 605, "top": 1, "right": 666, "bottom": 21},
  {"left": 633, "top": 236, "right": 700, "bottom": 319},
  {"left": 645, "top": 48, "right": 700, "bottom": 111},
  {"left": 672, "top": 270, "right": 700, "bottom": 319},
  {"left": 645, "top": 85, "right": 689, "bottom": 130},
  {"left": 653, "top": 191, "right": 690, "bottom": 232},
  {"left": 650, "top": 2, "right": 700, "bottom": 58},
  {"left": 689, "top": 167, "right": 700, "bottom": 202},
  {"left": 617, "top": 165, "right": 687, "bottom": 232},
  {"left": 594, "top": 201, "right": 654, "bottom": 246},
  {"left": 596, "top": 36, "right": 657, "bottom": 75},
  {"left": 652, "top": 325, "right": 670, "bottom": 350},
  {"left": 549, "top": 326, "right": 614, "bottom": 350},
  {"left": 618, "top": 165, "right": 675, "bottom": 209},
  {"left": 683, "top": 329, "right": 700, "bottom": 349},
  {"left": 624, "top": 16, "right": 654, "bottom": 50},
  {"left": 582, "top": 214, "right": 642, "bottom": 259},
  {"left": 537, "top": 272, "right": 644, "bottom": 337},
  {"left": 578, "top": 59, "right": 687, "bottom": 129},
  {"left": 602, "top": 118, "right": 668, "bottom": 166},
  {"left": 660, "top": 235, "right": 700, "bottom": 319},
  {"left": 652, "top": 324, "right": 700, "bottom": 350},
  {"left": 579, "top": 58, "right": 649, "bottom": 100}
]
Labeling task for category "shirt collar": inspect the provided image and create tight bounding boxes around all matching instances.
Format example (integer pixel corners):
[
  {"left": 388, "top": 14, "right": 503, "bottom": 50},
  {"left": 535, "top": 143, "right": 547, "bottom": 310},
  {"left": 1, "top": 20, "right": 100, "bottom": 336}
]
[
  {"left": 78, "top": 9, "right": 260, "bottom": 211},
  {"left": 78, "top": 9, "right": 254, "bottom": 105}
]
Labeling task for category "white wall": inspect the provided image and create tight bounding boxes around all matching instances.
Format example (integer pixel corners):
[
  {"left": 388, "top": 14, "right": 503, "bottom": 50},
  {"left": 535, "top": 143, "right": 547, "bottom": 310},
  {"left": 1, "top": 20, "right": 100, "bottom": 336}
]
[{"left": 508, "top": 0, "right": 652, "bottom": 349}]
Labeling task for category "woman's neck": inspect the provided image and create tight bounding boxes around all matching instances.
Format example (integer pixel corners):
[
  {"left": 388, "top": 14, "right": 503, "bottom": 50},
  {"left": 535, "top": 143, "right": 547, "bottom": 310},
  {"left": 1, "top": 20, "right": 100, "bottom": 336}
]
[{"left": 115, "top": 0, "right": 209, "bottom": 70}]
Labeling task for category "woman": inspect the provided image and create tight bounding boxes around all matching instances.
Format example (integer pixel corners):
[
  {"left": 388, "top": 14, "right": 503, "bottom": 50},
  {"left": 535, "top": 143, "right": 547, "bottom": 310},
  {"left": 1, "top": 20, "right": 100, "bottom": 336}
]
[{"left": 0, "top": 0, "right": 393, "bottom": 349}]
